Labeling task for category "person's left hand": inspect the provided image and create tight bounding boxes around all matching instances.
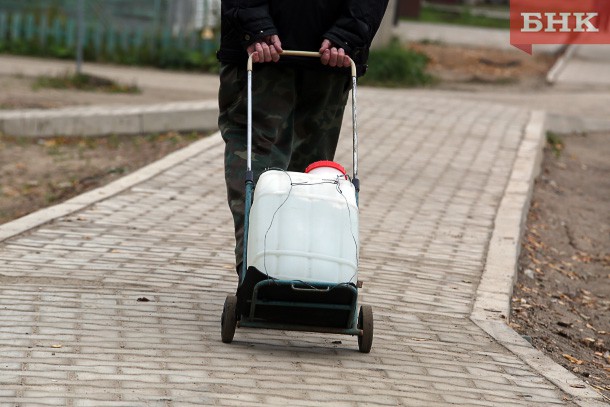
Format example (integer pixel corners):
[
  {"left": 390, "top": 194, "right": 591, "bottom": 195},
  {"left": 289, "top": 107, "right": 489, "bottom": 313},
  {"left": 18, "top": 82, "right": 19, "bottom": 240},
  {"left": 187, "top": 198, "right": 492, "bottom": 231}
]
[{"left": 319, "top": 39, "right": 351, "bottom": 68}]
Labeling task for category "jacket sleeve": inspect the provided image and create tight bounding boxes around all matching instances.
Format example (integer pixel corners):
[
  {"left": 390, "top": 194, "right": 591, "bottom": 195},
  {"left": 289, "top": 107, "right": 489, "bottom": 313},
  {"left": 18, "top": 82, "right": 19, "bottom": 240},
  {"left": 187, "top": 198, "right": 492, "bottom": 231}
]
[
  {"left": 221, "top": 0, "right": 278, "bottom": 47},
  {"left": 323, "top": 0, "right": 390, "bottom": 55}
]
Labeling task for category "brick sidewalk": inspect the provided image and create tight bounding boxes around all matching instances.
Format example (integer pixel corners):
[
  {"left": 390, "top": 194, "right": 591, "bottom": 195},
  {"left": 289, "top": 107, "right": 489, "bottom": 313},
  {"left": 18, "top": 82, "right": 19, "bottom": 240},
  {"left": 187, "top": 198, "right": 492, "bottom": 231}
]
[{"left": 0, "top": 89, "right": 576, "bottom": 406}]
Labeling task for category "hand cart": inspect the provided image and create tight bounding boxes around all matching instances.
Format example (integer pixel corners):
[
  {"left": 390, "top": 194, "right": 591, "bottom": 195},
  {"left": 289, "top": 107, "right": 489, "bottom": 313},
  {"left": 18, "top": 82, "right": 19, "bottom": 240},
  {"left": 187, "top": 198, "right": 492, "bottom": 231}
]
[{"left": 220, "top": 50, "right": 373, "bottom": 353}]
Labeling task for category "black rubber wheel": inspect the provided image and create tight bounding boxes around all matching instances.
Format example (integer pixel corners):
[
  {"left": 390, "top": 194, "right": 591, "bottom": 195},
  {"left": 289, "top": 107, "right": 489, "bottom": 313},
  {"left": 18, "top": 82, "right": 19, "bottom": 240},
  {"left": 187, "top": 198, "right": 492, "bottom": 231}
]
[
  {"left": 357, "top": 304, "right": 374, "bottom": 353},
  {"left": 221, "top": 295, "right": 238, "bottom": 344}
]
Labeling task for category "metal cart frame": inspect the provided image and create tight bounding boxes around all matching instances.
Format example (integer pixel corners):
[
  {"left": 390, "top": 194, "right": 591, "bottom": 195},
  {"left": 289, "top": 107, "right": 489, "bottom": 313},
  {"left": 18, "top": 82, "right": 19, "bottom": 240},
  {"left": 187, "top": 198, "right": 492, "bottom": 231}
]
[{"left": 220, "top": 51, "right": 373, "bottom": 353}]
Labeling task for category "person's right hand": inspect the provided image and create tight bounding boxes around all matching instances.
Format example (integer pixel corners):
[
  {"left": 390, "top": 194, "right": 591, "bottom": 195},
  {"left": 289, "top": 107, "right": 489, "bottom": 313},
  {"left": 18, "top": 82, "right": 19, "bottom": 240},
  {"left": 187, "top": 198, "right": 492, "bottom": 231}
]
[
  {"left": 319, "top": 39, "right": 351, "bottom": 68},
  {"left": 247, "top": 35, "right": 283, "bottom": 63}
]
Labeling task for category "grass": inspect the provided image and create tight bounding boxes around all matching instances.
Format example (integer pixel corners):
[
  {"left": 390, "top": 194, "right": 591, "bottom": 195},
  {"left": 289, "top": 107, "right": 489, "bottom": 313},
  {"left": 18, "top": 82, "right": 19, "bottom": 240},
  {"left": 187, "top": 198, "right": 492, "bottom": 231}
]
[
  {"left": 33, "top": 72, "right": 140, "bottom": 94},
  {"left": 360, "top": 39, "right": 434, "bottom": 88},
  {"left": 546, "top": 131, "right": 564, "bottom": 157},
  {"left": 407, "top": 5, "right": 510, "bottom": 29}
]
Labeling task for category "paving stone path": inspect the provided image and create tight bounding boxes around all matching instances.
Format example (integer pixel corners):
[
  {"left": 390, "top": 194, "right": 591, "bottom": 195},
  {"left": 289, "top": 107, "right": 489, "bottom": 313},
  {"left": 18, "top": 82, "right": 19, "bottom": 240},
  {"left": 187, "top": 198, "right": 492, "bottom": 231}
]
[{"left": 0, "top": 89, "right": 576, "bottom": 406}]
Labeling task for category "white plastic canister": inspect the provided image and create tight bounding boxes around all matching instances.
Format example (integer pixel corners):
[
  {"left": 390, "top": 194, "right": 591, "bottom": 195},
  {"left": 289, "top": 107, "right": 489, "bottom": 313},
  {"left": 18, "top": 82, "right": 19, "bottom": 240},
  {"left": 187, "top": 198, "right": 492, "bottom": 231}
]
[{"left": 246, "top": 161, "right": 359, "bottom": 284}]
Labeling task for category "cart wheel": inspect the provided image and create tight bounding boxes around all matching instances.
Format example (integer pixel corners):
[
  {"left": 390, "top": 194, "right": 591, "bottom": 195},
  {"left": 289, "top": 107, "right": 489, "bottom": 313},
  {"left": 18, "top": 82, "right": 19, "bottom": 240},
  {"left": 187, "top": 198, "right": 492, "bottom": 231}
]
[
  {"left": 357, "top": 304, "right": 373, "bottom": 353},
  {"left": 221, "top": 295, "right": 238, "bottom": 344}
]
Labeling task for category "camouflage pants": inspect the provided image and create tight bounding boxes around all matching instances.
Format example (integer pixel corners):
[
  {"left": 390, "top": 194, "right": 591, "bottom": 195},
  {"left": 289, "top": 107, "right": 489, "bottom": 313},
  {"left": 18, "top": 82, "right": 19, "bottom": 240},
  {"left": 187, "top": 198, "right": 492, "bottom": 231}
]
[{"left": 218, "top": 63, "right": 351, "bottom": 272}]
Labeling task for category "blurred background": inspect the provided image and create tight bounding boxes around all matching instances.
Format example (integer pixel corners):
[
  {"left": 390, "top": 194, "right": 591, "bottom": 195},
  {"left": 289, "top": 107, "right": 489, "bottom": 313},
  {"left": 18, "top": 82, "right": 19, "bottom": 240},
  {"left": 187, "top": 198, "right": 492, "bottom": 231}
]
[
  {"left": 0, "top": 0, "right": 517, "bottom": 73},
  {"left": 0, "top": 0, "right": 220, "bottom": 71}
]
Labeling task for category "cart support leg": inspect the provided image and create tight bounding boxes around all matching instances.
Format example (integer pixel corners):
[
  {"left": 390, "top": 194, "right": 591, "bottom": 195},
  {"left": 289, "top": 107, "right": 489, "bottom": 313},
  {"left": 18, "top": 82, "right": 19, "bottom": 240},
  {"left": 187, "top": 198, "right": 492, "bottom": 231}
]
[{"left": 241, "top": 175, "right": 254, "bottom": 284}]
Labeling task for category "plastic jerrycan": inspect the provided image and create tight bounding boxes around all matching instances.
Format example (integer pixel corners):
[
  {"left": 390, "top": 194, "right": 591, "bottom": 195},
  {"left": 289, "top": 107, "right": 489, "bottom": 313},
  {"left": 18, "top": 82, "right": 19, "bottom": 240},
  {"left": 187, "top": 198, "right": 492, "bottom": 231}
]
[{"left": 246, "top": 161, "right": 359, "bottom": 284}]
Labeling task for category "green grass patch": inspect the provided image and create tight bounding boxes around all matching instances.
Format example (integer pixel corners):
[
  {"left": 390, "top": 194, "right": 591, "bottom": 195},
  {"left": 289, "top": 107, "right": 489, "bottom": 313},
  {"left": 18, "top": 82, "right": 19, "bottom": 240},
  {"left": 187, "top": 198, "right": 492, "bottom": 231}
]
[
  {"left": 360, "top": 39, "right": 434, "bottom": 88},
  {"left": 546, "top": 131, "right": 564, "bottom": 157},
  {"left": 407, "top": 5, "right": 510, "bottom": 29},
  {"left": 33, "top": 72, "right": 140, "bottom": 94}
]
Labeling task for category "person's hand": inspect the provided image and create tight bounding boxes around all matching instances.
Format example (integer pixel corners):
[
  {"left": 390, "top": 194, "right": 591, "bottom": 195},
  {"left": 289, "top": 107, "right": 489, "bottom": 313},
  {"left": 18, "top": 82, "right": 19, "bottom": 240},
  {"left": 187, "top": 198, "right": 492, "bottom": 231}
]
[
  {"left": 319, "top": 39, "right": 351, "bottom": 68},
  {"left": 247, "top": 35, "right": 283, "bottom": 63}
]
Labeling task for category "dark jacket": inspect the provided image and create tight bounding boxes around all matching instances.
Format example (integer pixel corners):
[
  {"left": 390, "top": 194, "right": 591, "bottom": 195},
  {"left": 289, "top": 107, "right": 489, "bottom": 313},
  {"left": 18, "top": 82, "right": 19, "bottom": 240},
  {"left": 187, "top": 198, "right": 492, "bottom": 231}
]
[{"left": 217, "top": 0, "right": 389, "bottom": 76}]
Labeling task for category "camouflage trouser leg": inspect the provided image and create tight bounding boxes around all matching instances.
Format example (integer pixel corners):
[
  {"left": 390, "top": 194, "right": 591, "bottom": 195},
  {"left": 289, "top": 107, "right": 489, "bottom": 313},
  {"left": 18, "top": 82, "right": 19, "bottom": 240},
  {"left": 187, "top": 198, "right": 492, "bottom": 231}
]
[{"left": 218, "top": 63, "right": 350, "bottom": 273}]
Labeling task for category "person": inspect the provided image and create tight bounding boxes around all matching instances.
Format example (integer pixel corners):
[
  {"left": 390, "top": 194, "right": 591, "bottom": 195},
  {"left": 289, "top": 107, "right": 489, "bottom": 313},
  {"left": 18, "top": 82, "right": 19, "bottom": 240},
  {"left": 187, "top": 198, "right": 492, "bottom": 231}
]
[{"left": 218, "top": 0, "right": 389, "bottom": 275}]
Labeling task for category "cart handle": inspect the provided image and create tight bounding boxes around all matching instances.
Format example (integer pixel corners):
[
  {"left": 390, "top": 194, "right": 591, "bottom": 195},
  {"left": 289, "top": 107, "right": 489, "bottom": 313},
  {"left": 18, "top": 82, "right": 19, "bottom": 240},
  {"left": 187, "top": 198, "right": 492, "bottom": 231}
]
[
  {"left": 290, "top": 284, "right": 332, "bottom": 293},
  {"left": 247, "top": 50, "right": 357, "bottom": 78},
  {"left": 241, "top": 50, "right": 361, "bottom": 282},
  {"left": 245, "top": 49, "right": 360, "bottom": 185}
]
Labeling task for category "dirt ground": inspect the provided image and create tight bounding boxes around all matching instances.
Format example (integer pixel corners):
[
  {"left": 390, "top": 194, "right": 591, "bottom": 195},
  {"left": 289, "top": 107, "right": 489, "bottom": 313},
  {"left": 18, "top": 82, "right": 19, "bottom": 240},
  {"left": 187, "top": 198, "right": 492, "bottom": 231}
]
[
  {"left": 1, "top": 46, "right": 607, "bottom": 398},
  {"left": 0, "top": 132, "right": 206, "bottom": 224},
  {"left": 510, "top": 132, "right": 610, "bottom": 400},
  {"left": 410, "top": 42, "right": 556, "bottom": 88}
]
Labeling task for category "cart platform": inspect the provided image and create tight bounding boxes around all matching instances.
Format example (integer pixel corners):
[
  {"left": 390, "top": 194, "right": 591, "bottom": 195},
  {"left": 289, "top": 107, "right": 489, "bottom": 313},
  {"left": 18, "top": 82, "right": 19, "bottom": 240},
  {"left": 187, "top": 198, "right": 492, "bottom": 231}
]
[{"left": 236, "top": 267, "right": 358, "bottom": 329}]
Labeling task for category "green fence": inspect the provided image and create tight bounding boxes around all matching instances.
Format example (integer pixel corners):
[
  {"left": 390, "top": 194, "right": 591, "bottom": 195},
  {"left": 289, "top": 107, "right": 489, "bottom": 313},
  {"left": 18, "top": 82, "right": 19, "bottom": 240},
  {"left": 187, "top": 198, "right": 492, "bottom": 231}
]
[{"left": 0, "top": 0, "right": 220, "bottom": 71}]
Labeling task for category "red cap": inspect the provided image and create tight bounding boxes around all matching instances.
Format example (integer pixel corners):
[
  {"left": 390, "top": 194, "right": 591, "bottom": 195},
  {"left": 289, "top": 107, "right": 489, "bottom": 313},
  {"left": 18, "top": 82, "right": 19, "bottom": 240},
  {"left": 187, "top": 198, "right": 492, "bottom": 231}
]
[{"left": 305, "top": 160, "right": 347, "bottom": 175}]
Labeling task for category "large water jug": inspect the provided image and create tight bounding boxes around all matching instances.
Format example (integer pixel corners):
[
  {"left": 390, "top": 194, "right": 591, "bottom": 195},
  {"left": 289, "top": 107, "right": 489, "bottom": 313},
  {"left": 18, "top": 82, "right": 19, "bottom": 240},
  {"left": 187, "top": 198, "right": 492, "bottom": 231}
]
[{"left": 246, "top": 161, "right": 359, "bottom": 284}]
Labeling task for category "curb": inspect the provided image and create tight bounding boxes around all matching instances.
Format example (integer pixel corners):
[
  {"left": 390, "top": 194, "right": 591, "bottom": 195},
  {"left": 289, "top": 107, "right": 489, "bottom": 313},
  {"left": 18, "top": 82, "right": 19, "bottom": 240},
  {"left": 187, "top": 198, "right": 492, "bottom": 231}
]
[
  {"left": 0, "top": 101, "right": 219, "bottom": 138},
  {"left": 0, "top": 132, "right": 223, "bottom": 243},
  {"left": 546, "top": 44, "right": 577, "bottom": 85},
  {"left": 470, "top": 110, "right": 607, "bottom": 406}
]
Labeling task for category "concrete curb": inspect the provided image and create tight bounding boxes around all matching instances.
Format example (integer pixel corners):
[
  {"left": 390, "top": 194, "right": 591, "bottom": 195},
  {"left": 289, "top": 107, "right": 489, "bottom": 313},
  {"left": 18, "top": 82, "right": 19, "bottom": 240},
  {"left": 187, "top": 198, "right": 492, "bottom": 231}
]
[
  {"left": 0, "top": 132, "right": 223, "bottom": 243},
  {"left": 0, "top": 100, "right": 219, "bottom": 137},
  {"left": 470, "top": 110, "right": 607, "bottom": 406},
  {"left": 471, "top": 110, "right": 547, "bottom": 322},
  {"left": 547, "top": 44, "right": 577, "bottom": 84}
]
